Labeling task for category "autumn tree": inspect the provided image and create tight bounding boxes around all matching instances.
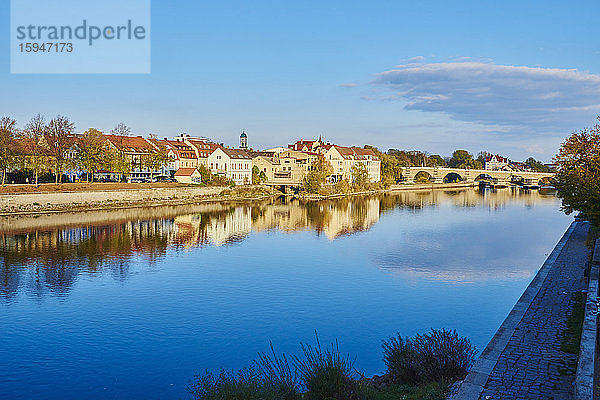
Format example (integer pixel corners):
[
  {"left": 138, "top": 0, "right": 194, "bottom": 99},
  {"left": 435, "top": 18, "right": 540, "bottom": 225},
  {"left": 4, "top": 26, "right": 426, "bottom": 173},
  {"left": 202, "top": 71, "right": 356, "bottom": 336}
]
[
  {"left": 108, "top": 122, "right": 133, "bottom": 181},
  {"left": 428, "top": 154, "right": 447, "bottom": 167},
  {"left": 144, "top": 136, "right": 172, "bottom": 181},
  {"left": 0, "top": 117, "right": 18, "bottom": 186},
  {"left": 365, "top": 145, "right": 402, "bottom": 187},
  {"left": 351, "top": 162, "right": 370, "bottom": 190},
  {"left": 525, "top": 157, "right": 553, "bottom": 173},
  {"left": 110, "top": 152, "right": 131, "bottom": 182},
  {"left": 23, "top": 114, "right": 48, "bottom": 186},
  {"left": 447, "top": 150, "right": 481, "bottom": 169},
  {"left": 198, "top": 164, "right": 212, "bottom": 184},
  {"left": 476, "top": 151, "right": 490, "bottom": 168},
  {"left": 554, "top": 120, "right": 600, "bottom": 224},
  {"left": 304, "top": 154, "right": 333, "bottom": 193},
  {"left": 252, "top": 165, "right": 267, "bottom": 184},
  {"left": 387, "top": 149, "right": 413, "bottom": 166},
  {"left": 45, "top": 115, "right": 76, "bottom": 184},
  {"left": 78, "top": 128, "right": 108, "bottom": 182}
]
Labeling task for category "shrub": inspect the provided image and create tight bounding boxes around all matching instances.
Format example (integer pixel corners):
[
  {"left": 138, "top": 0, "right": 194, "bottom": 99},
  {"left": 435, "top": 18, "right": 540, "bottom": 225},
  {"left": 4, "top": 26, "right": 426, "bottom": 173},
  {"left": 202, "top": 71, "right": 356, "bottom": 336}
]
[
  {"left": 295, "top": 334, "right": 359, "bottom": 400},
  {"left": 188, "top": 367, "right": 270, "bottom": 400},
  {"left": 382, "top": 334, "right": 420, "bottom": 385},
  {"left": 382, "top": 329, "right": 476, "bottom": 385},
  {"left": 412, "top": 329, "right": 477, "bottom": 383},
  {"left": 256, "top": 342, "right": 300, "bottom": 400},
  {"left": 334, "top": 179, "right": 351, "bottom": 194}
]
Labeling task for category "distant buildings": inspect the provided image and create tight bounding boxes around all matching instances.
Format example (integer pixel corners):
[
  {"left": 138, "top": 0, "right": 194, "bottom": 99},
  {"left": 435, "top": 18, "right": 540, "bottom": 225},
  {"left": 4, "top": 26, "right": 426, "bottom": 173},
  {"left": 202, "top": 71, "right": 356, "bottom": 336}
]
[{"left": 484, "top": 154, "right": 532, "bottom": 172}]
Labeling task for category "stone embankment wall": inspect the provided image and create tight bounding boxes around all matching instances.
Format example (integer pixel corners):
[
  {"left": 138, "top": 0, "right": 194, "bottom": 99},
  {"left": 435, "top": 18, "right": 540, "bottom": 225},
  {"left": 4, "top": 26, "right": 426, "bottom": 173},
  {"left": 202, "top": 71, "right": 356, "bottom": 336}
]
[
  {"left": 0, "top": 186, "right": 227, "bottom": 214},
  {"left": 575, "top": 238, "right": 600, "bottom": 400},
  {"left": 450, "top": 221, "right": 591, "bottom": 400}
]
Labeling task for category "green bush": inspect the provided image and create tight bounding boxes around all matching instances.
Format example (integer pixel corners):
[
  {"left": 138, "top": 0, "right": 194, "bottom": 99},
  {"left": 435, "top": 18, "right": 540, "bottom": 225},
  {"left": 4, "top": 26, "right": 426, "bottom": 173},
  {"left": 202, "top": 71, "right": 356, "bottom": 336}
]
[
  {"left": 382, "top": 329, "right": 476, "bottom": 385},
  {"left": 187, "top": 367, "right": 283, "bottom": 400},
  {"left": 295, "top": 335, "right": 359, "bottom": 400},
  {"left": 382, "top": 335, "right": 420, "bottom": 385}
]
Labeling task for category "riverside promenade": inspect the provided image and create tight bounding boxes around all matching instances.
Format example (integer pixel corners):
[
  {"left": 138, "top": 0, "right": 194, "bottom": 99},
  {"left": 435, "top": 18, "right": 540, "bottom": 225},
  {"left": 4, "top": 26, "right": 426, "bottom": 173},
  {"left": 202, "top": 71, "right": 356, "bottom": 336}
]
[{"left": 451, "top": 220, "right": 591, "bottom": 400}]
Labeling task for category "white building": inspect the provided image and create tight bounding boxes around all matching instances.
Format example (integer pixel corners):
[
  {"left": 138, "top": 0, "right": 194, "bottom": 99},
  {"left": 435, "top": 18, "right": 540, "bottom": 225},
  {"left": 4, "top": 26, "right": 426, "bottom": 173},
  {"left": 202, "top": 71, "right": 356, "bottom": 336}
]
[
  {"left": 207, "top": 147, "right": 252, "bottom": 185},
  {"left": 484, "top": 154, "right": 509, "bottom": 171},
  {"left": 322, "top": 145, "right": 381, "bottom": 183}
]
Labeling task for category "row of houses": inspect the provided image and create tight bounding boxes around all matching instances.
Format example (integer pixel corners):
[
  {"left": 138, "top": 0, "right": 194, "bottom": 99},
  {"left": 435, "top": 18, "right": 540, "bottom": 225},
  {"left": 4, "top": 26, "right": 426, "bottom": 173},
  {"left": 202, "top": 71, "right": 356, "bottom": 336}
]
[
  {"left": 166, "top": 134, "right": 381, "bottom": 185},
  {"left": 23, "top": 131, "right": 381, "bottom": 186}
]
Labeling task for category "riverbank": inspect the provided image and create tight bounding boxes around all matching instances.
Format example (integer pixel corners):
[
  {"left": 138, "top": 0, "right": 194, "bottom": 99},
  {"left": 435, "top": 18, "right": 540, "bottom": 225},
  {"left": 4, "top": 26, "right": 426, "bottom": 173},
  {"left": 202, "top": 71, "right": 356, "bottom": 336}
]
[
  {"left": 298, "top": 182, "right": 475, "bottom": 200},
  {"left": 450, "top": 220, "right": 592, "bottom": 400},
  {"left": 1, "top": 182, "right": 479, "bottom": 215},
  {"left": 0, "top": 184, "right": 278, "bottom": 216}
]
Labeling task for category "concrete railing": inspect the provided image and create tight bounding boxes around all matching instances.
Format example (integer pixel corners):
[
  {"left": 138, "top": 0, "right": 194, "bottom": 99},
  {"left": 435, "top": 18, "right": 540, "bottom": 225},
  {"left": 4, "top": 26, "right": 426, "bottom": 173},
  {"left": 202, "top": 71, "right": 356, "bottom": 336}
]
[{"left": 576, "top": 238, "right": 600, "bottom": 400}]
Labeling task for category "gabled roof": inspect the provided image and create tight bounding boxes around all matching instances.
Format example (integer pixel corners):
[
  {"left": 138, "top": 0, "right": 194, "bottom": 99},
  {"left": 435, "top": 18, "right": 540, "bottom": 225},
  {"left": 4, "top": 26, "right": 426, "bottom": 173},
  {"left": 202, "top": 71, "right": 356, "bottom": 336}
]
[
  {"left": 289, "top": 139, "right": 317, "bottom": 151},
  {"left": 174, "top": 168, "right": 199, "bottom": 176},
  {"left": 327, "top": 145, "right": 379, "bottom": 161},
  {"left": 104, "top": 135, "right": 154, "bottom": 153},
  {"left": 485, "top": 154, "right": 509, "bottom": 163},
  {"left": 149, "top": 139, "right": 196, "bottom": 160},
  {"left": 218, "top": 147, "right": 252, "bottom": 159},
  {"left": 187, "top": 140, "right": 221, "bottom": 158}
]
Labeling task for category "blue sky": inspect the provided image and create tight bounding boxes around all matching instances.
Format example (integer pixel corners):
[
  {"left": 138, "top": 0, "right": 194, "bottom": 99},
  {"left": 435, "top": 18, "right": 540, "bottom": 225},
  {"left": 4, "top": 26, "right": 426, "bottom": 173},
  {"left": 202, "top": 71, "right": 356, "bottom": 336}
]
[{"left": 2, "top": 0, "right": 600, "bottom": 161}]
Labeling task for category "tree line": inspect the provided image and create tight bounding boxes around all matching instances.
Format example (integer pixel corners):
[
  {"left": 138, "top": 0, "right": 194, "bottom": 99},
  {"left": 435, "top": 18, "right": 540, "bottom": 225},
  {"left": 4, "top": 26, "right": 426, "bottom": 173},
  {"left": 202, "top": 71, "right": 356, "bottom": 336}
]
[{"left": 0, "top": 114, "right": 172, "bottom": 185}]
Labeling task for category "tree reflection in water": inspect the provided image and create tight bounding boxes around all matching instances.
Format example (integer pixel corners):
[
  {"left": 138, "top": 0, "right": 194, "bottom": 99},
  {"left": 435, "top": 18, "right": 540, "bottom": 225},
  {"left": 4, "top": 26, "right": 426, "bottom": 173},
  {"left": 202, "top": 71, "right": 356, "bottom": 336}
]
[{"left": 0, "top": 188, "right": 558, "bottom": 300}]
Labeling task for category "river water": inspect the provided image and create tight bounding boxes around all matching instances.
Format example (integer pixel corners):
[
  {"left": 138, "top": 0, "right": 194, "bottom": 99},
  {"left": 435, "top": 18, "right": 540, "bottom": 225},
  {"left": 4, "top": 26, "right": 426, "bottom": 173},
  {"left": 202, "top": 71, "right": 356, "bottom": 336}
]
[{"left": 0, "top": 188, "right": 573, "bottom": 399}]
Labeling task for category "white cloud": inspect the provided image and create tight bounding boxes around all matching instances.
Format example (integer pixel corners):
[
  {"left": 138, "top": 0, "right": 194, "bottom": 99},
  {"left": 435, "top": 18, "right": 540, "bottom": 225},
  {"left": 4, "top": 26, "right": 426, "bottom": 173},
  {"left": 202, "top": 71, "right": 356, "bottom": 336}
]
[{"left": 372, "top": 60, "right": 600, "bottom": 135}]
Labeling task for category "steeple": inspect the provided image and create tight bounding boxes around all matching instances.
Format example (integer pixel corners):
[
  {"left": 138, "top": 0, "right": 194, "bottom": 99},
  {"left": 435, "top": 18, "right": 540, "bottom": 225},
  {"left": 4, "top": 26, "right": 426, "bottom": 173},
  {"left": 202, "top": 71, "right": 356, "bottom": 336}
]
[{"left": 240, "top": 130, "right": 248, "bottom": 149}]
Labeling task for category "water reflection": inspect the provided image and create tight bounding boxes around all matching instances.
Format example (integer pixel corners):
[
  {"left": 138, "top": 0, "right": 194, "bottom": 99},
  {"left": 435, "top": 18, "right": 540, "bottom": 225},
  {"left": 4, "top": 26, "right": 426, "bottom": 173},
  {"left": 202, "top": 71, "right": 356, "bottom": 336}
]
[{"left": 0, "top": 188, "right": 559, "bottom": 300}]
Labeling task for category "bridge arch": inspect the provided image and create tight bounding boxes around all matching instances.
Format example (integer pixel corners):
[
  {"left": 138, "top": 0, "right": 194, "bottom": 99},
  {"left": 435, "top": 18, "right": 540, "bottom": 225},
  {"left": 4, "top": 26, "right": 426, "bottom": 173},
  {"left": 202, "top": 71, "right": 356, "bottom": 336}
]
[
  {"left": 443, "top": 172, "right": 464, "bottom": 183},
  {"left": 474, "top": 173, "right": 493, "bottom": 182},
  {"left": 414, "top": 171, "right": 434, "bottom": 183}
]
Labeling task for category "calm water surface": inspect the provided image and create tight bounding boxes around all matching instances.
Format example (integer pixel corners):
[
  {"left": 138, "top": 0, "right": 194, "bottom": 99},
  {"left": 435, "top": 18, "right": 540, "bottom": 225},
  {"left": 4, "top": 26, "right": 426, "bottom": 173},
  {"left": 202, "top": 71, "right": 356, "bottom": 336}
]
[{"left": 0, "top": 188, "right": 572, "bottom": 399}]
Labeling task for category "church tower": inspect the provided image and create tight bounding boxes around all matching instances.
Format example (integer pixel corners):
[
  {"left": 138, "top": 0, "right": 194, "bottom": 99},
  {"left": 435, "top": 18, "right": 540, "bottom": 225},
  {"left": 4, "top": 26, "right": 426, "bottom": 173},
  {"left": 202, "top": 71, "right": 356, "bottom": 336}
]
[{"left": 240, "top": 130, "right": 248, "bottom": 149}]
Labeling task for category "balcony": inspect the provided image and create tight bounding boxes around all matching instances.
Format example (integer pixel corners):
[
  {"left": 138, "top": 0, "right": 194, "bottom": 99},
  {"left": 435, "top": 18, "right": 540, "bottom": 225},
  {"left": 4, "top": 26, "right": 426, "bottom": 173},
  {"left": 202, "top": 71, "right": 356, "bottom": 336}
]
[{"left": 274, "top": 171, "right": 292, "bottom": 179}]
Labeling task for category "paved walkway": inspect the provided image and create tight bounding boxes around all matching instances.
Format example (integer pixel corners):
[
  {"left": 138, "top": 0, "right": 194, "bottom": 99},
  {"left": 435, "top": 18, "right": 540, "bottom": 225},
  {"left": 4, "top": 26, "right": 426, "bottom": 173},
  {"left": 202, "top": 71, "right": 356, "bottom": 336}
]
[{"left": 453, "top": 221, "right": 591, "bottom": 400}]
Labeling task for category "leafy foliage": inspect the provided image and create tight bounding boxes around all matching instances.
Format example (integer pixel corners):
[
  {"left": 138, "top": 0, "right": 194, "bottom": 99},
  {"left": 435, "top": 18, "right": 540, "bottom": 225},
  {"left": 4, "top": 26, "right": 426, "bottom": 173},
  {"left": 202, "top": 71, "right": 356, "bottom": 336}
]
[
  {"left": 0, "top": 117, "right": 19, "bottom": 185},
  {"left": 525, "top": 157, "right": 553, "bottom": 173},
  {"left": 351, "top": 162, "right": 370, "bottom": 190},
  {"left": 304, "top": 155, "right": 333, "bottom": 193},
  {"left": 554, "top": 119, "right": 600, "bottom": 224},
  {"left": 252, "top": 165, "right": 267, "bottom": 184},
  {"left": 78, "top": 128, "right": 108, "bottom": 182},
  {"left": 44, "top": 115, "right": 76, "bottom": 184},
  {"left": 446, "top": 150, "right": 482, "bottom": 169}
]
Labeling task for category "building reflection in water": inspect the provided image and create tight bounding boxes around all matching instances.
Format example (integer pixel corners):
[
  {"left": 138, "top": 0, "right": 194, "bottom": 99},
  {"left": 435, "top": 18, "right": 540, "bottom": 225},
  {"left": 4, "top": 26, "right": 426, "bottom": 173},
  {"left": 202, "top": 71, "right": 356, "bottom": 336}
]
[{"left": 0, "top": 188, "right": 559, "bottom": 299}]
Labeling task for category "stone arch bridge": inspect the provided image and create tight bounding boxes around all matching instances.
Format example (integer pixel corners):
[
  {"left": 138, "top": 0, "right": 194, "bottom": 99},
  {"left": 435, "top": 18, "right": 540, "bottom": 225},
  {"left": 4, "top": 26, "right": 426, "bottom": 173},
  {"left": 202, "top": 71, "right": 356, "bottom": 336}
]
[{"left": 401, "top": 167, "right": 554, "bottom": 185}]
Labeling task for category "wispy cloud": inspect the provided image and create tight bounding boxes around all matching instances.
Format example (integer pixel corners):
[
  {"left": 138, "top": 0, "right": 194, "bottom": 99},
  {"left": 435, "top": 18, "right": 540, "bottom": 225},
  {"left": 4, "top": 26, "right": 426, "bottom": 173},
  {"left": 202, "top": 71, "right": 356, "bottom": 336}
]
[{"left": 372, "top": 60, "right": 600, "bottom": 135}]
